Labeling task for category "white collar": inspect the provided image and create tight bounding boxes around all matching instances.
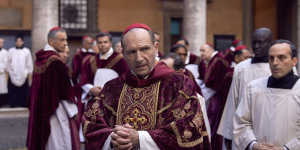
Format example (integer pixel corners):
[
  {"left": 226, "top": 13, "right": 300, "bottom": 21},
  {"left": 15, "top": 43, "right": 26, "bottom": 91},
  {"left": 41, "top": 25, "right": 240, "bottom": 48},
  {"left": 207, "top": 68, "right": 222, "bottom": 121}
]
[
  {"left": 81, "top": 48, "right": 94, "bottom": 53},
  {"left": 230, "top": 46, "right": 235, "bottom": 51},
  {"left": 207, "top": 51, "right": 218, "bottom": 63},
  {"left": 211, "top": 51, "right": 218, "bottom": 59},
  {"left": 44, "top": 44, "right": 56, "bottom": 52},
  {"left": 231, "top": 62, "right": 237, "bottom": 68},
  {"left": 99, "top": 47, "right": 113, "bottom": 60},
  {"left": 185, "top": 51, "right": 191, "bottom": 64}
]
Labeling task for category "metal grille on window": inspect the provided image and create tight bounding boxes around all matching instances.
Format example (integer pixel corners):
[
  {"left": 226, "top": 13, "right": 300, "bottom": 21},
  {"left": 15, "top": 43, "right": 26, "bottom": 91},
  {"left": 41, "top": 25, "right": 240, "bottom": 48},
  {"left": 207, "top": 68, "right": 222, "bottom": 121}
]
[{"left": 60, "top": 0, "right": 87, "bottom": 29}]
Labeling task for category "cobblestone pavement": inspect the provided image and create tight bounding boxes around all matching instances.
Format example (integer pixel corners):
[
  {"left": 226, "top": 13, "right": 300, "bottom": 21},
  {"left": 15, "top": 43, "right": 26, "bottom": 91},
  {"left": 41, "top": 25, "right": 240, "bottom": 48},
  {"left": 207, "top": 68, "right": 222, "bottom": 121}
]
[{"left": 0, "top": 108, "right": 28, "bottom": 150}]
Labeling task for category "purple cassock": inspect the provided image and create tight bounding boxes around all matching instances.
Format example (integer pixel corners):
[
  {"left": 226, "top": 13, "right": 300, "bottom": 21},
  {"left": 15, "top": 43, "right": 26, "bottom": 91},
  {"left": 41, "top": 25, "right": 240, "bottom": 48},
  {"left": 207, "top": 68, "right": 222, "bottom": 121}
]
[
  {"left": 82, "top": 62, "right": 211, "bottom": 150},
  {"left": 77, "top": 51, "right": 129, "bottom": 128},
  {"left": 79, "top": 52, "right": 129, "bottom": 87},
  {"left": 223, "top": 49, "right": 235, "bottom": 67},
  {"left": 188, "top": 53, "right": 201, "bottom": 65},
  {"left": 204, "top": 52, "right": 233, "bottom": 150},
  {"left": 27, "top": 50, "right": 80, "bottom": 150},
  {"left": 198, "top": 59, "right": 207, "bottom": 81},
  {"left": 72, "top": 48, "right": 96, "bottom": 84}
]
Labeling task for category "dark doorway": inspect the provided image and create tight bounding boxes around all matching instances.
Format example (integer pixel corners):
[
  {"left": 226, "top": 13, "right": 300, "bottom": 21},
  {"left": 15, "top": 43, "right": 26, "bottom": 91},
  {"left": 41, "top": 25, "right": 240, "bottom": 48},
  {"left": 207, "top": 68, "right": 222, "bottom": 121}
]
[{"left": 277, "top": 0, "right": 297, "bottom": 44}]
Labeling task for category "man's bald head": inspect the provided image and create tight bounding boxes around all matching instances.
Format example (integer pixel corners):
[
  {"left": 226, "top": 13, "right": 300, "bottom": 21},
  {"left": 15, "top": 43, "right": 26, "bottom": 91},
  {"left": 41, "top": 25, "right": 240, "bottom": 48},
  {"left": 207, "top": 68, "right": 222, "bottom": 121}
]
[
  {"left": 121, "top": 28, "right": 155, "bottom": 50},
  {"left": 200, "top": 43, "right": 215, "bottom": 62},
  {"left": 82, "top": 36, "right": 93, "bottom": 50},
  {"left": 252, "top": 27, "right": 273, "bottom": 57}
]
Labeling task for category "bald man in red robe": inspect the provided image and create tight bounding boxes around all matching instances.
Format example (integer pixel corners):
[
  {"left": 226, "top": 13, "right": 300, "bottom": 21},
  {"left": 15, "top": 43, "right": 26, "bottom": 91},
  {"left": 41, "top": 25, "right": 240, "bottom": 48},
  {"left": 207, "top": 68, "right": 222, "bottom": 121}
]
[
  {"left": 82, "top": 24, "right": 211, "bottom": 150},
  {"left": 72, "top": 35, "right": 96, "bottom": 84}
]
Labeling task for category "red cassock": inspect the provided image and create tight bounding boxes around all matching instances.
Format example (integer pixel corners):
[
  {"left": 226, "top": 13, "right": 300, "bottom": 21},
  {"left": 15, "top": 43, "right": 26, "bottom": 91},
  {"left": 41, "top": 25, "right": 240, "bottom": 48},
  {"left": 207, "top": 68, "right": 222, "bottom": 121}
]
[
  {"left": 27, "top": 50, "right": 79, "bottom": 150},
  {"left": 223, "top": 49, "right": 234, "bottom": 67},
  {"left": 79, "top": 52, "right": 129, "bottom": 87},
  {"left": 82, "top": 62, "right": 211, "bottom": 150},
  {"left": 188, "top": 53, "right": 201, "bottom": 64},
  {"left": 71, "top": 49, "right": 96, "bottom": 126},
  {"left": 198, "top": 60, "right": 207, "bottom": 81},
  {"left": 177, "top": 68, "right": 203, "bottom": 96},
  {"left": 204, "top": 52, "right": 233, "bottom": 150},
  {"left": 72, "top": 49, "right": 96, "bottom": 84},
  {"left": 77, "top": 52, "right": 129, "bottom": 128}
]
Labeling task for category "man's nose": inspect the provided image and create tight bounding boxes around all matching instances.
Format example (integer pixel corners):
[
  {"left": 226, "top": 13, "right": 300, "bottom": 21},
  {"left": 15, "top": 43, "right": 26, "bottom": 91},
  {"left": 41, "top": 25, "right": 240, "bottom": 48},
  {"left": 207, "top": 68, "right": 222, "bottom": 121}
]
[
  {"left": 136, "top": 51, "right": 143, "bottom": 62},
  {"left": 254, "top": 43, "right": 260, "bottom": 48},
  {"left": 273, "top": 57, "right": 279, "bottom": 65}
]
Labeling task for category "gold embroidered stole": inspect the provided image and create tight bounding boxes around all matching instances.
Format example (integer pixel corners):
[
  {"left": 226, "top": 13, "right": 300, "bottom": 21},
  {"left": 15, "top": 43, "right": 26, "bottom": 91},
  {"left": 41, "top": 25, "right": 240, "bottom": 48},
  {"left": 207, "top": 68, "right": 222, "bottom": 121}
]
[
  {"left": 90, "top": 54, "right": 124, "bottom": 75},
  {"left": 116, "top": 81, "right": 161, "bottom": 130}
]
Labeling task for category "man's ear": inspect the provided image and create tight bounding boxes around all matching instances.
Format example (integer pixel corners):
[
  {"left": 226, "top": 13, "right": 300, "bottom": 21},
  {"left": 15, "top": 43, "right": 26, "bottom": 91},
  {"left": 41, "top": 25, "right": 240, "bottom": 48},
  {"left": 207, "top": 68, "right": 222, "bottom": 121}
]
[
  {"left": 154, "top": 41, "right": 159, "bottom": 50},
  {"left": 154, "top": 41, "right": 159, "bottom": 54},
  {"left": 48, "top": 38, "right": 54, "bottom": 46},
  {"left": 292, "top": 57, "right": 298, "bottom": 66}
]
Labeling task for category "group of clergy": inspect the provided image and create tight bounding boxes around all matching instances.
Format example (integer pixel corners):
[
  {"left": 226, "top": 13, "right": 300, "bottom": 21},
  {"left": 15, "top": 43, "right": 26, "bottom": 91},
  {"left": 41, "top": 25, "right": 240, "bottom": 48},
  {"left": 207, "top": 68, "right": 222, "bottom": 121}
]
[
  {"left": 25, "top": 23, "right": 300, "bottom": 150},
  {"left": 0, "top": 36, "right": 33, "bottom": 108}
]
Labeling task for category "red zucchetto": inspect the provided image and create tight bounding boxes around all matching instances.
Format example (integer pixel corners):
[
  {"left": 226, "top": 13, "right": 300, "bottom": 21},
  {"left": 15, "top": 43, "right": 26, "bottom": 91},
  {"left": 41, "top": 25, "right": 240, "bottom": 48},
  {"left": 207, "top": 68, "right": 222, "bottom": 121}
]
[
  {"left": 123, "top": 23, "right": 152, "bottom": 35},
  {"left": 49, "top": 26, "right": 62, "bottom": 32},
  {"left": 235, "top": 45, "right": 247, "bottom": 51},
  {"left": 232, "top": 40, "right": 240, "bottom": 45}
]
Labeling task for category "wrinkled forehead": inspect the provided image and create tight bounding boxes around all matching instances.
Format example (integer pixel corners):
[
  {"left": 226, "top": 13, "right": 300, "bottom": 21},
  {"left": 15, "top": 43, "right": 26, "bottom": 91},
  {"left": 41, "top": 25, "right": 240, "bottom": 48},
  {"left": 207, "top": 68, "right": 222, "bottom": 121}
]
[
  {"left": 201, "top": 44, "right": 212, "bottom": 51},
  {"left": 269, "top": 43, "right": 291, "bottom": 54},
  {"left": 123, "top": 28, "right": 152, "bottom": 46}
]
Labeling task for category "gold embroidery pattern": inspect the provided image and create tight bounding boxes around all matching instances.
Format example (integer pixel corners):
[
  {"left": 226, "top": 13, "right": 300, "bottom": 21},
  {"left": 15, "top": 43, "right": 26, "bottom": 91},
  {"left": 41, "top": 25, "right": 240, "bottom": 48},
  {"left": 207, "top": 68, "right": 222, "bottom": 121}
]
[
  {"left": 116, "top": 82, "right": 160, "bottom": 130},
  {"left": 34, "top": 55, "right": 62, "bottom": 74},
  {"left": 191, "top": 111, "right": 204, "bottom": 132},
  {"left": 157, "top": 102, "right": 173, "bottom": 114},
  {"left": 124, "top": 108, "right": 147, "bottom": 129},
  {"left": 172, "top": 100, "right": 194, "bottom": 120},
  {"left": 170, "top": 90, "right": 209, "bottom": 148},
  {"left": 171, "top": 122, "right": 205, "bottom": 148},
  {"left": 85, "top": 101, "right": 104, "bottom": 122},
  {"left": 83, "top": 120, "right": 90, "bottom": 136},
  {"left": 103, "top": 102, "right": 116, "bottom": 116}
]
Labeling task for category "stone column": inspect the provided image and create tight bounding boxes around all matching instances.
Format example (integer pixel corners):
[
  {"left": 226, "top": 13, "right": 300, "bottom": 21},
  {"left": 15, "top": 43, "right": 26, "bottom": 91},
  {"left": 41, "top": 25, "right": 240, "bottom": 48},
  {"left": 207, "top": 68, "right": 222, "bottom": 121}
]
[
  {"left": 32, "top": 0, "right": 59, "bottom": 59},
  {"left": 183, "top": 0, "right": 206, "bottom": 56},
  {"left": 242, "top": 0, "right": 254, "bottom": 49}
]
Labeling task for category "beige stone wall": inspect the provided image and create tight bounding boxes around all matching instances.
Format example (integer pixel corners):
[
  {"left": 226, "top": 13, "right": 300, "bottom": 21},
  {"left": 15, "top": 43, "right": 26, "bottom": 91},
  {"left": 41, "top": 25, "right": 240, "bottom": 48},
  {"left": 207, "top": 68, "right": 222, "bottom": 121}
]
[
  {"left": 206, "top": 0, "right": 243, "bottom": 45},
  {"left": 97, "top": 0, "right": 165, "bottom": 51},
  {"left": 254, "top": 0, "right": 277, "bottom": 39},
  {"left": 0, "top": 0, "right": 277, "bottom": 52},
  {"left": 0, "top": 0, "right": 32, "bottom": 30}
]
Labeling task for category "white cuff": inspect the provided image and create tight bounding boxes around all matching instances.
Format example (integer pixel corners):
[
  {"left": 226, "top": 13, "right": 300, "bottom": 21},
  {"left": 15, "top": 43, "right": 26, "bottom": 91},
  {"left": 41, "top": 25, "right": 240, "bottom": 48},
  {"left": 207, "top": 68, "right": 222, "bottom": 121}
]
[
  {"left": 248, "top": 141, "right": 257, "bottom": 150},
  {"left": 200, "top": 84, "right": 216, "bottom": 101},
  {"left": 197, "top": 94, "right": 211, "bottom": 142},
  {"left": 82, "top": 84, "right": 93, "bottom": 93},
  {"left": 81, "top": 84, "right": 94, "bottom": 100},
  {"left": 138, "top": 131, "right": 160, "bottom": 150},
  {"left": 61, "top": 100, "right": 78, "bottom": 118},
  {"left": 102, "top": 133, "right": 113, "bottom": 150}
]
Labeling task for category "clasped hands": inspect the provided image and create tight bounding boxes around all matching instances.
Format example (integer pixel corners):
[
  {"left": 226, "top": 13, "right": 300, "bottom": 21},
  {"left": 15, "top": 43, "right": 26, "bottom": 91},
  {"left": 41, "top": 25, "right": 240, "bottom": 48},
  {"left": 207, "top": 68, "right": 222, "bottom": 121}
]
[{"left": 111, "top": 124, "right": 139, "bottom": 150}]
